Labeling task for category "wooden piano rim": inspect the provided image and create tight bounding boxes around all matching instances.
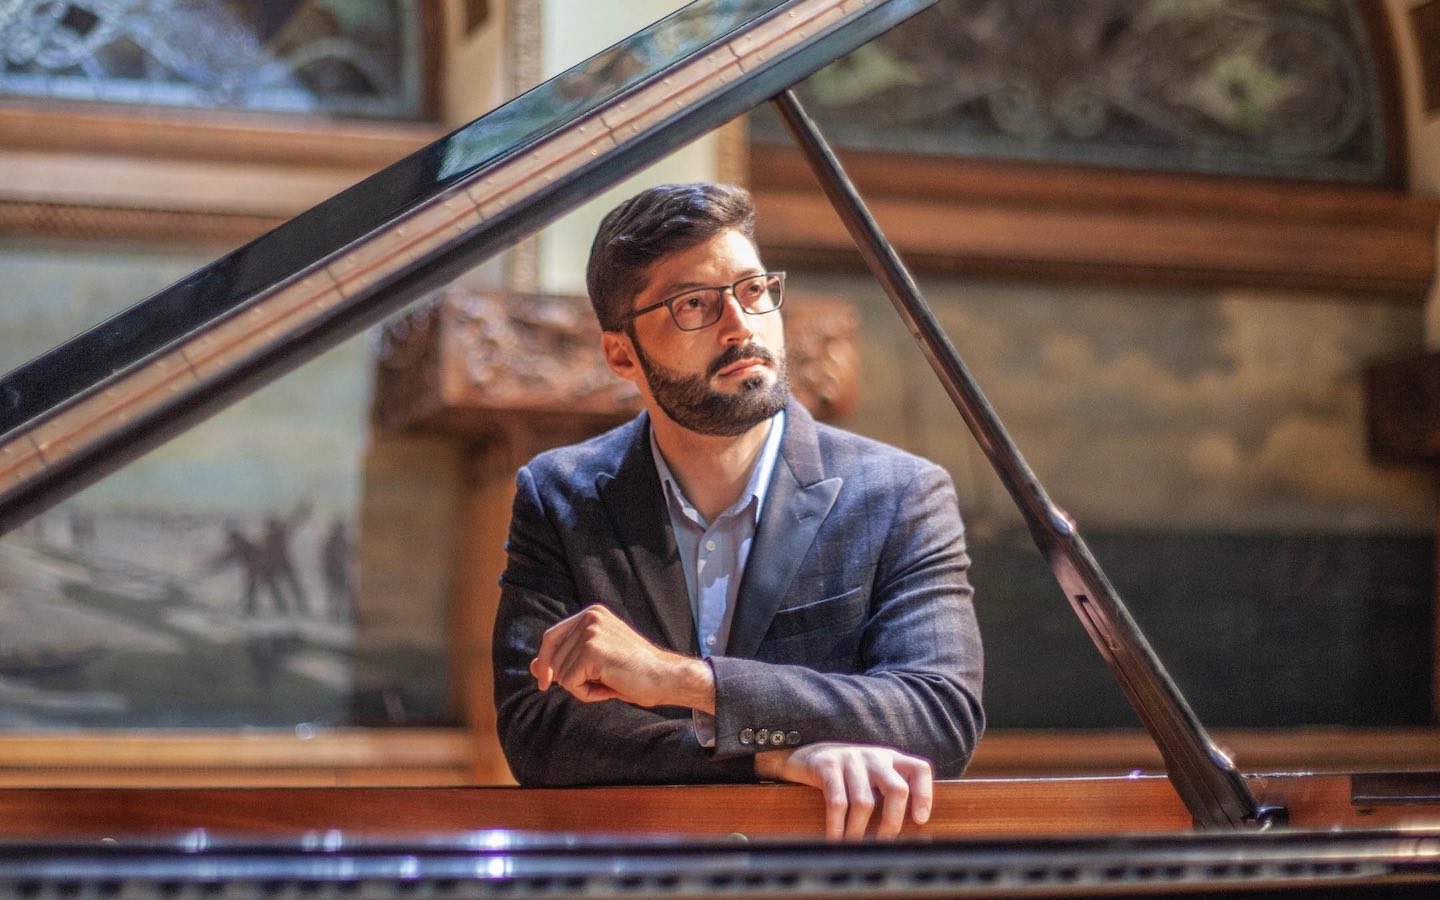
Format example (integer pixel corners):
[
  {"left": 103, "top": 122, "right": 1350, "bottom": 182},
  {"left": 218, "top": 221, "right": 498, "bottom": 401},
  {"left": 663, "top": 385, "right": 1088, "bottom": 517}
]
[
  {"left": 0, "top": 772, "right": 1434, "bottom": 840},
  {"left": 0, "top": 726, "right": 1434, "bottom": 781}
]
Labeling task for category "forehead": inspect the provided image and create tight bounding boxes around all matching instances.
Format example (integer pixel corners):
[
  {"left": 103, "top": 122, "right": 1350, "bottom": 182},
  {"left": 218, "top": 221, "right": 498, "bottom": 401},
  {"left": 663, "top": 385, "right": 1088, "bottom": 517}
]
[{"left": 640, "top": 229, "right": 763, "bottom": 300}]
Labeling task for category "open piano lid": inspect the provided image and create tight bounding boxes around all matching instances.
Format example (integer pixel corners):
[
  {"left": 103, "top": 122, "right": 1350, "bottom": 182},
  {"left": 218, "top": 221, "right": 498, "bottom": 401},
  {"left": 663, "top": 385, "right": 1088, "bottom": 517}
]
[
  {"left": 0, "top": 0, "right": 1436, "bottom": 875},
  {"left": 0, "top": 0, "right": 939, "bottom": 533}
]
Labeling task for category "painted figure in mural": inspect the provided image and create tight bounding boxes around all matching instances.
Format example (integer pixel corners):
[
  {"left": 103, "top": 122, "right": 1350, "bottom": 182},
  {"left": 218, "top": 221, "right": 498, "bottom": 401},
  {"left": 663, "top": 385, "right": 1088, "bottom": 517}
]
[
  {"left": 321, "top": 519, "right": 356, "bottom": 622},
  {"left": 67, "top": 508, "right": 95, "bottom": 549},
  {"left": 492, "top": 183, "right": 983, "bottom": 840},
  {"left": 209, "top": 522, "right": 273, "bottom": 617},
  {"left": 258, "top": 503, "right": 311, "bottom": 618},
  {"left": 208, "top": 504, "right": 314, "bottom": 621}
]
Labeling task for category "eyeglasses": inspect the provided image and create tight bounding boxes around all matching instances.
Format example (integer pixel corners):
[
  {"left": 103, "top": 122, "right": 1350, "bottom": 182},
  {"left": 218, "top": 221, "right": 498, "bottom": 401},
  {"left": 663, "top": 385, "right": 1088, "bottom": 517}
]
[{"left": 623, "top": 272, "right": 786, "bottom": 332}]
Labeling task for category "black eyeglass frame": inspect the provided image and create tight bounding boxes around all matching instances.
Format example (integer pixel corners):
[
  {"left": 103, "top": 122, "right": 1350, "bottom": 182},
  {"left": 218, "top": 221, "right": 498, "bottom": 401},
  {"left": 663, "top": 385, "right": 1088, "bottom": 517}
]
[{"left": 620, "top": 271, "right": 786, "bottom": 332}]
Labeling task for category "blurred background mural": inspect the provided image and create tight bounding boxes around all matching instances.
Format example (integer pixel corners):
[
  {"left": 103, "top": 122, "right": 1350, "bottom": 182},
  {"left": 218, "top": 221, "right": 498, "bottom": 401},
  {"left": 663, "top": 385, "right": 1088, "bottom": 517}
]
[
  {"left": 0, "top": 0, "right": 1433, "bottom": 749},
  {"left": 0, "top": 0, "right": 420, "bottom": 728},
  {"left": 0, "top": 245, "right": 370, "bottom": 728}
]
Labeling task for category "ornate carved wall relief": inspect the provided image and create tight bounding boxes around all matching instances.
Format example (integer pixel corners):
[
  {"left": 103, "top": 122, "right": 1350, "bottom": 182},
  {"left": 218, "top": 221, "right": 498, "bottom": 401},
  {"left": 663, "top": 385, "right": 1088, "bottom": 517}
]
[
  {"left": 751, "top": 0, "right": 1395, "bottom": 183},
  {"left": 372, "top": 287, "right": 860, "bottom": 445}
]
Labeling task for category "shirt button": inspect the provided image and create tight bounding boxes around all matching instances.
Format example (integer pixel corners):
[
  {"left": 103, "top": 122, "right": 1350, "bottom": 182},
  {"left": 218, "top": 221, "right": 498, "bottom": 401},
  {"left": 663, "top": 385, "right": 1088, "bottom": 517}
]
[
  {"left": 705, "top": 634, "right": 716, "bottom": 647},
  {"left": 704, "top": 539, "right": 717, "bottom": 552}
]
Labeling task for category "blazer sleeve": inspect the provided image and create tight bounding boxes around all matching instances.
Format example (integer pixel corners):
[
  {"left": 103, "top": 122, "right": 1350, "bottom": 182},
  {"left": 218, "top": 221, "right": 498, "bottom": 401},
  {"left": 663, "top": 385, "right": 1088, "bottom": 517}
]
[
  {"left": 707, "top": 461, "right": 984, "bottom": 778},
  {"left": 492, "top": 464, "right": 755, "bottom": 786}
]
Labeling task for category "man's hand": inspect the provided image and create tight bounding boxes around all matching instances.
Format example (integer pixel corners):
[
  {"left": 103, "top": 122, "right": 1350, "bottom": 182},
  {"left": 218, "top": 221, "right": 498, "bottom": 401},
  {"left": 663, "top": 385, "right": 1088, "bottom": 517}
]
[
  {"left": 531, "top": 604, "right": 715, "bottom": 712},
  {"left": 755, "top": 742, "right": 934, "bottom": 840}
]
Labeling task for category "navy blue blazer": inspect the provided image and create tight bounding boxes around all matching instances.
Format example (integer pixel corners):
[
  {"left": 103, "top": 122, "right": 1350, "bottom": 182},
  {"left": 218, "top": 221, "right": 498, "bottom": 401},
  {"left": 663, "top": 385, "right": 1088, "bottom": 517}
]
[{"left": 492, "top": 399, "right": 983, "bottom": 786}]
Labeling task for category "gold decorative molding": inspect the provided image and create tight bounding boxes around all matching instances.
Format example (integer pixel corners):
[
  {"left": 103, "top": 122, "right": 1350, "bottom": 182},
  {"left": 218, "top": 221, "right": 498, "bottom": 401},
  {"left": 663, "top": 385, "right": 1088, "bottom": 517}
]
[
  {"left": 0, "top": 102, "right": 440, "bottom": 241},
  {"left": 0, "top": 103, "right": 439, "bottom": 167},
  {"left": 0, "top": 729, "right": 473, "bottom": 787},
  {"left": 969, "top": 728, "right": 1440, "bottom": 777},
  {"left": 751, "top": 142, "right": 1440, "bottom": 299},
  {"left": 0, "top": 201, "right": 277, "bottom": 246}
]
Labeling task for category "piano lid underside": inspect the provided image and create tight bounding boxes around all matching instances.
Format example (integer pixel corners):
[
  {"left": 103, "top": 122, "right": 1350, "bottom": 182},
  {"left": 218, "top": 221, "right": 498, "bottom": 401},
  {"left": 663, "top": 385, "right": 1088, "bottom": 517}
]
[{"left": 0, "top": 0, "right": 939, "bottom": 535}]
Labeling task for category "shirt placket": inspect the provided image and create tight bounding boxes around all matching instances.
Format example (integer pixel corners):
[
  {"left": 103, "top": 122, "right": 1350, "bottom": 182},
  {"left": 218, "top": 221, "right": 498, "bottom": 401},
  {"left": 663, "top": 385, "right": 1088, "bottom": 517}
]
[{"left": 695, "top": 524, "right": 731, "bottom": 656}]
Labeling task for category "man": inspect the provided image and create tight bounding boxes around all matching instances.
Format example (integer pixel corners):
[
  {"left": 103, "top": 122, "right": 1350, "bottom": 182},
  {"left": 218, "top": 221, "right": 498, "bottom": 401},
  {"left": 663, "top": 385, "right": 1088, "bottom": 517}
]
[{"left": 492, "top": 182, "right": 983, "bottom": 840}]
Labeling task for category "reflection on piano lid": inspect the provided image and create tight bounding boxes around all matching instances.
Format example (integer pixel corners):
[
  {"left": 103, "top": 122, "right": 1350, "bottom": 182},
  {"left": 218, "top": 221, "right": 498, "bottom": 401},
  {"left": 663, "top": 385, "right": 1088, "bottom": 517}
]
[
  {"left": 2, "top": 826, "right": 1439, "bottom": 898},
  {"left": 0, "top": 0, "right": 940, "bottom": 536}
]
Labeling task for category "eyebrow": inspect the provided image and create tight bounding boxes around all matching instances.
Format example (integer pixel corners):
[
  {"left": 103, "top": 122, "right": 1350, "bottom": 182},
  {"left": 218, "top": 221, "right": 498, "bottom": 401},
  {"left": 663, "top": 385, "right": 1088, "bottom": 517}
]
[{"left": 651, "top": 269, "right": 767, "bottom": 300}]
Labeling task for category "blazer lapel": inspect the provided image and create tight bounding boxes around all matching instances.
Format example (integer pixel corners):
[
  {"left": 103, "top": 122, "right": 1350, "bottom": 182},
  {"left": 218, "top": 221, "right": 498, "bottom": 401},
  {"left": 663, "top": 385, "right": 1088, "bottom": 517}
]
[
  {"left": 727, "top": 402, "right": 841, "bottom": 659},
  {"left": 596, "top": 415, "right": 698, "bottom": 655}
]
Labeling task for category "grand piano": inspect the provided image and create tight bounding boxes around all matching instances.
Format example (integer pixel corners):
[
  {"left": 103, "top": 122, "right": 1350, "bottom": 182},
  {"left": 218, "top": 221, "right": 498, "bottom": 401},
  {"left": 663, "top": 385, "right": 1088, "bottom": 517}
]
[{"left": 0, "top": 0, "right": 1438, "bottom": 896}]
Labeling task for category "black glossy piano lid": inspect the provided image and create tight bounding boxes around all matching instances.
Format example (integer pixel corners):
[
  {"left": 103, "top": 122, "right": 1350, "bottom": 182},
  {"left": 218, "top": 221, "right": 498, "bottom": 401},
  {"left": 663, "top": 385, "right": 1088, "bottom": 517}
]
[
  {"left": 0, "top": 0, "right": 939, "bottom": 531},
  {"left": 0, "top": 0, "right": 756, "bottom": 434}
]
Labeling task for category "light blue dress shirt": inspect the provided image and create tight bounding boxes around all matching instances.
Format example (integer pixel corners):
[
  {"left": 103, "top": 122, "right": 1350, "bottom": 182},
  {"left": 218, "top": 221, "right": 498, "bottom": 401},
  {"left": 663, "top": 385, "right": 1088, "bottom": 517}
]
[{"left": 651, "top": 409, "right": 785, "bottom": 746}]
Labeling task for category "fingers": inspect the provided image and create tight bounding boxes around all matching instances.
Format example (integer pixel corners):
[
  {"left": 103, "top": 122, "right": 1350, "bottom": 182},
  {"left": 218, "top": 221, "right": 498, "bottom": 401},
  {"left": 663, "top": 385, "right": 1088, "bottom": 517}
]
[
  {"left": 817, "top": 757, "right": 848, "bottom": 841},
  {"left": 873, "top": 764, "right": 911, "bottom": 840},
  {"left": 530, "top": 609, "right": 588, "bottom": 691},
  {"left": 550, "top": 620, "right": 596, "bottom": 694},
  {"left": 527, "top": 604, "right": 684, "bottom": 708},
  {"left": 897, "top": 755, "right": 934, "bottom": 826},
  {"left": 528, "top": 655, "right": 549, "bottom": 689},
  {"left": 779, "top": 743, "right": 935, "bottom": 841},
  {"left": 533, "top": 604, "right": 614, "bottom": 695},
  {"left": 842, "top": 754, "right": 877, "bottom": 840},
  {"left": 540, "top": 611, "right": 610, "bottom": 700}
]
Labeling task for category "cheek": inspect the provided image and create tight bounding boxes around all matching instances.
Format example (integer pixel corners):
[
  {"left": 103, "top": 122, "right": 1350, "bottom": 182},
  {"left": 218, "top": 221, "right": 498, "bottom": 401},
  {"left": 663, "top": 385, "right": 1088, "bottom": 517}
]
[
  {"left": 759, "top": 314, "right": 785, "bottom": 349},
  {"left": 639, "top": 330, "right": 704, "bottom": 371}
]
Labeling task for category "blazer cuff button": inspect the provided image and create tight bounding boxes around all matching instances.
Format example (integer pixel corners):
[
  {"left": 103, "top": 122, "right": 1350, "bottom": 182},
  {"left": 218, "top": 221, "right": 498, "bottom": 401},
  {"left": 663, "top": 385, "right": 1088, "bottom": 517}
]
[
  {"left": 785, "top": 731, "right": 801, "bottom": 746},
  {"left": 739, "top": 728, "right": 755, "bottom": 745},
  {"left": 768, "top": 730, "right": 785, "bottom": 746},
  {"left": 755, "top": 728, "right": 770, "bottom": 745}
]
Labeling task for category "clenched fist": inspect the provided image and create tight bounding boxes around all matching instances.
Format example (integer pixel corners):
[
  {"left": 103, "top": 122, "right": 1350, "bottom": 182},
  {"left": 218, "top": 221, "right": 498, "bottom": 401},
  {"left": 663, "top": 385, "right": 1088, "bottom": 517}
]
[{"left": 531, "top": 604, "right": 716, "bottom": 712}]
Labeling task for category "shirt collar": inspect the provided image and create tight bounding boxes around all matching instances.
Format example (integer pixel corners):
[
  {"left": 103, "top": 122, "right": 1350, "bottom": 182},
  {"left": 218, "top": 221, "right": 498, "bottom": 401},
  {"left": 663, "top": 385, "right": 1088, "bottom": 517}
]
[{"left": 650, "top": 408, "right": 786, "bottom": 527}]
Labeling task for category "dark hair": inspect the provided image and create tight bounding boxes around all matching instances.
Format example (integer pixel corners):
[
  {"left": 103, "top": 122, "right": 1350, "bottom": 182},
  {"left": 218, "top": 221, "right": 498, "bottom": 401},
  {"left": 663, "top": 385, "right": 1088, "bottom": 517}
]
[{"left": 586, "top": 182, "right": 756, "bottom": 331}]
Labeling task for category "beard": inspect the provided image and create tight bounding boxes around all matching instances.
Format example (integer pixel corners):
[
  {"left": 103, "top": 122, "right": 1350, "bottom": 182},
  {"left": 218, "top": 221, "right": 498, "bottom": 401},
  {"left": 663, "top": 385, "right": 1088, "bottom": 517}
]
[{"left": 632, "top": 338, "right": 789, "bottom": 437}]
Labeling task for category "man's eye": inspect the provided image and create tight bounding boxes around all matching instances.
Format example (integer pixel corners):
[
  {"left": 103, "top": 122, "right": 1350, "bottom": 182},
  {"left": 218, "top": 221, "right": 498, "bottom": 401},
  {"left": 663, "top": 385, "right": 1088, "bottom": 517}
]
[
  {"left": 676, "top": 294, "right": 708, "bottom": 310},
  {"left": 739, "top": 281, "right": 766, "bottom": 300}
]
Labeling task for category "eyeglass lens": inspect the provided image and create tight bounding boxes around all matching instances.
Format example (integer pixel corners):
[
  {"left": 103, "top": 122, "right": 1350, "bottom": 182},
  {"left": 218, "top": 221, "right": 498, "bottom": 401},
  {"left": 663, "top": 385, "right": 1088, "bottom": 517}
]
[{"left": 671, "top": 273, "right": 783, "bottom": 331}]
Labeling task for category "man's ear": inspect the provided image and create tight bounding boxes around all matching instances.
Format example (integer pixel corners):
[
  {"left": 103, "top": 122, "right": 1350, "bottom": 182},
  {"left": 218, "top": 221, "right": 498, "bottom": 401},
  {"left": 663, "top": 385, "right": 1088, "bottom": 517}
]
[{"left": 601, "top": 330, "right": 641, "bottom": 382}]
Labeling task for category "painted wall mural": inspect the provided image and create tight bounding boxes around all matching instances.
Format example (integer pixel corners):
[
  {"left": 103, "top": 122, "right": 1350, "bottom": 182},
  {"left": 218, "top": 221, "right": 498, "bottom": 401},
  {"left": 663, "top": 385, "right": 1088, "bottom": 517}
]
[
  {"left": 0, "top": 240, "right": 372, "bottom": 728},
  {"left": 809, "top": 271, "right": 1433, "bottom": 727}
]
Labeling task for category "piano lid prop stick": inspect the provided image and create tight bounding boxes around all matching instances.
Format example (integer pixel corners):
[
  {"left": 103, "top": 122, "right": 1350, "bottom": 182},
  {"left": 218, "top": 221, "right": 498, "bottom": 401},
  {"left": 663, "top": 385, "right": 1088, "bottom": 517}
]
[{"left": 768, "top": 87, "right": 1282, "bottom": 831}]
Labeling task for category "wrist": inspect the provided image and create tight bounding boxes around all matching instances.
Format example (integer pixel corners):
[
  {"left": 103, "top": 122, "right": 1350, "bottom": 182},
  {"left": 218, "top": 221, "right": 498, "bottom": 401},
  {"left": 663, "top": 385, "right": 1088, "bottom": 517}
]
[
  {"left": 665, "top": 655, "right": 716, "bottom": 713},
  {"left": 753, "top": 748, "right": 792, "bottom": 781}
]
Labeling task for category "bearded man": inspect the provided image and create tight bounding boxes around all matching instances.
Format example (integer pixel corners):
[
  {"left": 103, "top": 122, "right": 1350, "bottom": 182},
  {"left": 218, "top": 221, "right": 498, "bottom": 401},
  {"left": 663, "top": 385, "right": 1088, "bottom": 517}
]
[{"left": 491, "top": 182, "right": 984, "bottom": 840}]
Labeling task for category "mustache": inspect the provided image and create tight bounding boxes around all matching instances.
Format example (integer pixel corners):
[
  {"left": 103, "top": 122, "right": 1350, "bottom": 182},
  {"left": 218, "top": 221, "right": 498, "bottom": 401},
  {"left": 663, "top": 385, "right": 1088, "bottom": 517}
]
[{"left": 706, "top": 344, "right": 777, "bottom": 380}]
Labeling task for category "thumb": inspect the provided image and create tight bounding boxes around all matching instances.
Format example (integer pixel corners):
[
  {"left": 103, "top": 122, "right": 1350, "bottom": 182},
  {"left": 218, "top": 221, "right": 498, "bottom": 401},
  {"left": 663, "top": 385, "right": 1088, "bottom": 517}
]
[{"left": 529, "top": 656, "right": 553, "bottom": 690}]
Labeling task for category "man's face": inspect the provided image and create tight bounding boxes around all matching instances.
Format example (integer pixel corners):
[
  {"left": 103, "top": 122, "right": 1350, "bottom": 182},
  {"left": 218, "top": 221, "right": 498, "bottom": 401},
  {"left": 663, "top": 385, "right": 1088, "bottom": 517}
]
[{"left": 613, "top": 228, "right": 788, "bottom": 437}]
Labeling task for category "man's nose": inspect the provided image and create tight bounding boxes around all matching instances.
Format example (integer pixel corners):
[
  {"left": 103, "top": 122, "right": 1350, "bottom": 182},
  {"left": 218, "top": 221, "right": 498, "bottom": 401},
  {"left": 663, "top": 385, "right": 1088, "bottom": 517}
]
[{"left": 714, "top": 289, "right": 755, "bottom": 341}]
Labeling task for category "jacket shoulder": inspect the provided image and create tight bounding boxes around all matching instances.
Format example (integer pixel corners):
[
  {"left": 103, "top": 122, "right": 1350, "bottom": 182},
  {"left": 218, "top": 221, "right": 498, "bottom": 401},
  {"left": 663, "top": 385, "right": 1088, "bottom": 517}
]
[
  {"left": 523, "top": 415, "right": 645, "bottom": 488},
  {"left": 810, "top": 420, "right": 942, "bottom": 481}
]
